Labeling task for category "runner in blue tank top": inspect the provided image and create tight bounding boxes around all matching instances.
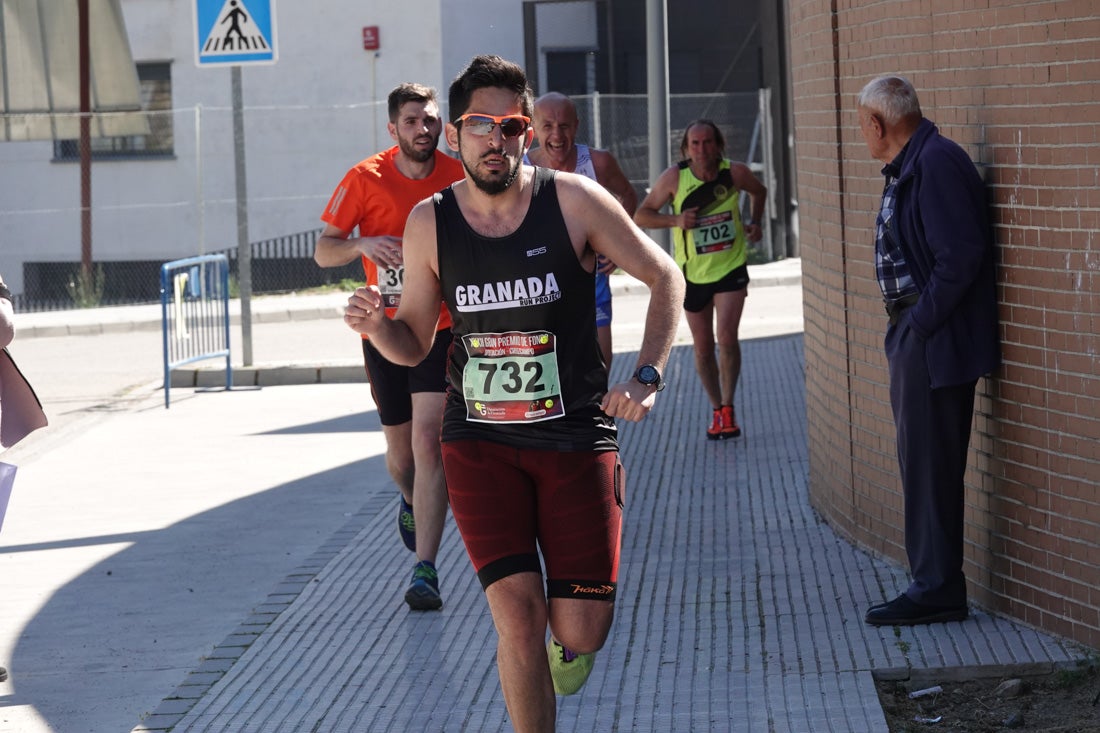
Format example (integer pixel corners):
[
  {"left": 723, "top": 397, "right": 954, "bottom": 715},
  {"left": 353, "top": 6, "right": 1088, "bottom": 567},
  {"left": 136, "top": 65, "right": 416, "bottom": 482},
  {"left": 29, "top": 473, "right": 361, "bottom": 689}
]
[{"left": 526, "top": 92, "right": 638, "bottom": 371}]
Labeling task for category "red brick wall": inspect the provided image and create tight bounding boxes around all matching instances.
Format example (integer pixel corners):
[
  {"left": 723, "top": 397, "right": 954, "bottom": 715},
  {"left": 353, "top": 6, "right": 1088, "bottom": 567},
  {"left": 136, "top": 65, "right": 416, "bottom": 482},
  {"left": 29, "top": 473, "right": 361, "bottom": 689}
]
[{"left": 790, "top": 0, "right": 1100, "bottom": 648}]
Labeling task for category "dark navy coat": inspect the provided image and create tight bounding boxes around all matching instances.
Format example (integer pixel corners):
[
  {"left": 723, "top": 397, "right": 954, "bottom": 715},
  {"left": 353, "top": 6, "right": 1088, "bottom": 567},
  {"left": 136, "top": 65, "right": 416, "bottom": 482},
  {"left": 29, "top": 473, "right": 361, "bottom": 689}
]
[{"left": 885, "top": 118, "right": 1000, "bottom": 388}]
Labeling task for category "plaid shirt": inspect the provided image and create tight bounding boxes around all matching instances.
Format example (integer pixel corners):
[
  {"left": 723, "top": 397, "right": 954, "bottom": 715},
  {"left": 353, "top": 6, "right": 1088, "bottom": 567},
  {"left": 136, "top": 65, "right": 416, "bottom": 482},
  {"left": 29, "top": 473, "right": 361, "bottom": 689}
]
[{"left": 875, "top": 148, "right": 918, "bottom": 301}]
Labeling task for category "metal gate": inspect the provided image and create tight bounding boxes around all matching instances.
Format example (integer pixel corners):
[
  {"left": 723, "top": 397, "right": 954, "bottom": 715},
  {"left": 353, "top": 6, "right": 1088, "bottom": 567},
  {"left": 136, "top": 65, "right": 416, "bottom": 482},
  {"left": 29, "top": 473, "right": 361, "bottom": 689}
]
[{"left": 160, "top": 254, "right": 231, "bottom": 408}]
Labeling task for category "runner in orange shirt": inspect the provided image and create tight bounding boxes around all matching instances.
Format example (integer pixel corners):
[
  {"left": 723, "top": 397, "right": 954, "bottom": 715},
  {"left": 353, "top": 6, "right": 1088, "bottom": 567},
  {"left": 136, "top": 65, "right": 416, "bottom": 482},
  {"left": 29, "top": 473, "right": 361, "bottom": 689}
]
[{"left": 315, "top": 83, "right": 463, "bottom": 611}]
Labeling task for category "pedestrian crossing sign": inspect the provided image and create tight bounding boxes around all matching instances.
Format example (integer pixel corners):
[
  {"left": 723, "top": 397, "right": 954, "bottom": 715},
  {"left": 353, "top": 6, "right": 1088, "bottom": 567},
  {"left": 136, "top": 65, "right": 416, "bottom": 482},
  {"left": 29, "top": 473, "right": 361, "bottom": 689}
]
[{"left": 194, "top": 0, "right": 277, "bottom": 66}]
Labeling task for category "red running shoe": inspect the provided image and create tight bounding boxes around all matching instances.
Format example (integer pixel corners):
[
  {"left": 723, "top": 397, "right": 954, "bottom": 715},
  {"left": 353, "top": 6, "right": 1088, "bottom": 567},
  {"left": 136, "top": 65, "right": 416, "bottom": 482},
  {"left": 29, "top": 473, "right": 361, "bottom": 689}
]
[
  {"left": 706, "top": 408, "right": 724, "bottom": 440},
  {"left": 720, "top": 405, "right": 742, "bottom": 438}
]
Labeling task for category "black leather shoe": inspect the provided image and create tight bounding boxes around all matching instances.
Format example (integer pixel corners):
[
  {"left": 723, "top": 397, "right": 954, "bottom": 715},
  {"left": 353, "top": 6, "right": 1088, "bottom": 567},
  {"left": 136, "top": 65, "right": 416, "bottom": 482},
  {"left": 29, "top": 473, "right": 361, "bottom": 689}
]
[{"left": 864, "top": 594, "right": 968, "bottom": 626}]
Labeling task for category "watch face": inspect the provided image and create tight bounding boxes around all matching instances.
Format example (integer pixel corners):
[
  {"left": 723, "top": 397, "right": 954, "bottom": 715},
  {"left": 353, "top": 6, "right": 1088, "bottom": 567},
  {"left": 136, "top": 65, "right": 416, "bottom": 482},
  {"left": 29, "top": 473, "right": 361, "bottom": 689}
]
[{"left": 637, "top": 365, "right": 659, "bottom": 384}]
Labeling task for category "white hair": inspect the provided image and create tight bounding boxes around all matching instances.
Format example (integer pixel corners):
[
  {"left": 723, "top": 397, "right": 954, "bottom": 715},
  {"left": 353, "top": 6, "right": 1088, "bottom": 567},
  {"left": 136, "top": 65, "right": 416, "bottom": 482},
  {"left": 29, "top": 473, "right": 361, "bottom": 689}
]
[{"left": 858, "top": 75, "right": 922, "bottom": 124}]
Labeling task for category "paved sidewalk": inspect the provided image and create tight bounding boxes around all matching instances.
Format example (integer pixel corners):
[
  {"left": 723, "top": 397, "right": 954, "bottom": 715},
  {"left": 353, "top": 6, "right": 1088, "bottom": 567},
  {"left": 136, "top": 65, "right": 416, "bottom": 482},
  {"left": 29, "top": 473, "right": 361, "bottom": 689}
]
[
  {"left": 127, "top": 339, "right": 1082, "bottom": 733},
  {"left": 0, "top": 257, "right": 1086, "bottom": 732}
]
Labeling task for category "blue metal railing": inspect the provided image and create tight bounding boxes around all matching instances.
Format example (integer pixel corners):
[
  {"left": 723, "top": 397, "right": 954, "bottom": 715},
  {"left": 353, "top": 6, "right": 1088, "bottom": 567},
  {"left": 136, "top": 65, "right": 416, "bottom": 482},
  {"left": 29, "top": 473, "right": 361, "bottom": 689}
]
[{"left": 160, "top": 255, "right": 231, "bottom": 408}]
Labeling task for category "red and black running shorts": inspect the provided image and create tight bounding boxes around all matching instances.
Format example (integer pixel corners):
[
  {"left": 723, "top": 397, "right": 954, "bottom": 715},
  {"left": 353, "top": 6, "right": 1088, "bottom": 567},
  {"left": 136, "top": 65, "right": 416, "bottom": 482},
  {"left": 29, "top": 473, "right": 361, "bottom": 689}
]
[
  {"left": 441, "top": 440, "right": 624, "bottom": 601},
  {"left": 361, "top": 328, "right": 451, "bottom": 426}
]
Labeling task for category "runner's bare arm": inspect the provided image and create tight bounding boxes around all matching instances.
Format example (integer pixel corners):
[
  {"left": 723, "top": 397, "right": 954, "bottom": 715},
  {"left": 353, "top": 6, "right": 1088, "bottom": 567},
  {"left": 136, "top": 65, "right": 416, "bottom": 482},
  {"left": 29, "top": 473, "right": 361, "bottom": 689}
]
[
  {"left": 591, "top": 149, "right": 638, "bottom": 216},
  {"left": 343, "top": 200, "right": 442, "bottom": 364},
  {"left": 633, "top": 165, "right": 693, "bottom": 230},
  {"left": 315, "top": 223, "right": 404, "bottom": 269},
  {"left": 729, "top": 162, "right": 768, "bottom": 242},
  {"left": 557, "top": 176, "right": 685, "bottom": 421}
]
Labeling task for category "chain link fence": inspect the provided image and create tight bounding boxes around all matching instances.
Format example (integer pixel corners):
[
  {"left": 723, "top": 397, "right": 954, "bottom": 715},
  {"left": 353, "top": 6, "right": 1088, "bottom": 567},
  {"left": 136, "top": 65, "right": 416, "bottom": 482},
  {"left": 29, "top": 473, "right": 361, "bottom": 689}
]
[{"left": 0, "top": 92, "right": 768, "bottom": 313}]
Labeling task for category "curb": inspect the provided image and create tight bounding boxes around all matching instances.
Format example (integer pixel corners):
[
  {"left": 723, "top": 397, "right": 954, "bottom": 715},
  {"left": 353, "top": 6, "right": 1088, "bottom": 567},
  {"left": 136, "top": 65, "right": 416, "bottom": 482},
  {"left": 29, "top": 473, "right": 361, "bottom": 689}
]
[
  {"left": 170, "top": 362, "right": 366, "bottom": 388},
  {"left": 18, "top": 300, "right": 347, "bottom": 340}
]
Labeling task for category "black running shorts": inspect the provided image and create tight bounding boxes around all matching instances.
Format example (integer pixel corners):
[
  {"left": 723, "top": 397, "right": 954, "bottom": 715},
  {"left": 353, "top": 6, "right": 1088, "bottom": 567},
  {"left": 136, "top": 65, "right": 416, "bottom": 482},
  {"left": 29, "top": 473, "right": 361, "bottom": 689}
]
[
  {"left": 683, "top": 263, "right": 750, "bottom": 313},
  {"left": 361, "top": 328, "right": 451, "bottom": 426}
]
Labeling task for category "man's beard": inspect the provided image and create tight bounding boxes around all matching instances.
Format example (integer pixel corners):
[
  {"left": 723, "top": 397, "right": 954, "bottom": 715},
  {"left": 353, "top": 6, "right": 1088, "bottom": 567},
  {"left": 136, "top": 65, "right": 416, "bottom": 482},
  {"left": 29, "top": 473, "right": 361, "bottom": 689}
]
[
  {"left": 461, "top": 148, "right": 522, "bottom": 195},
  {"left": 398, "top": 134, "right": 437, "bottom": 163}
]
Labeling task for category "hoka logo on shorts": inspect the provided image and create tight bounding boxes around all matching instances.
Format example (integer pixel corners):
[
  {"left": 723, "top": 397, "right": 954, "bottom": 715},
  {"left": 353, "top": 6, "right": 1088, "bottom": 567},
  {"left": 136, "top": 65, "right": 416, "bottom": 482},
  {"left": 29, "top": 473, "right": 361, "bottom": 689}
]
[
  {"left": 454, "top": 273, "right": 561, "bottom": 311},
  {"left": 570, "top": 582, "right": 614, "bottom": 596}
]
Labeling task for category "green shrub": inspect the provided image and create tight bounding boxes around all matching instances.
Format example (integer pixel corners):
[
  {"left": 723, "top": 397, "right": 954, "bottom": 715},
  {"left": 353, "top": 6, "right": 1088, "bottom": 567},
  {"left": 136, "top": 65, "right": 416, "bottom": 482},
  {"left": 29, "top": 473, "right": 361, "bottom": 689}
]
[{"left": 66, "top": 265, "right": 106, "bottom": 308}]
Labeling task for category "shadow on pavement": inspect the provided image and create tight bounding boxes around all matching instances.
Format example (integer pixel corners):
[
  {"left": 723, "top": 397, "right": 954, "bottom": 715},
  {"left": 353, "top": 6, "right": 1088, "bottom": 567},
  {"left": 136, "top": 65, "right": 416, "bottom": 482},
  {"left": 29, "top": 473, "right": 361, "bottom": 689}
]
[{"left": 4, "top": 413, "right": 390, "bottom": 732}]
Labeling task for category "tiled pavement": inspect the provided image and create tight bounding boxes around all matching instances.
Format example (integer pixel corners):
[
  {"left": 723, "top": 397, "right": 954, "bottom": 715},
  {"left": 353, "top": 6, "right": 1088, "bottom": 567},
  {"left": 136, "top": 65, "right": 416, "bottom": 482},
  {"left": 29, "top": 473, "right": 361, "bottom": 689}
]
[{"left": 133, "top": 335, "right": 1084, "bottom": 733}]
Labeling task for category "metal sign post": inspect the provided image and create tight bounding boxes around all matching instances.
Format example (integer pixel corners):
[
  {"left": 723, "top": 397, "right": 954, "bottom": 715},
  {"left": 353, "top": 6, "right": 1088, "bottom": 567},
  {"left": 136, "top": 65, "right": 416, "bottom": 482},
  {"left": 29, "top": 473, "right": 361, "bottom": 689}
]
[
  {"left": 231, "top": 66, "right": 253, "bottom": 366},
  {"left": 363, "top": 26, "right": 381, "bottom": 152},
  {"left": 193, "top": 0, "right": 278, "bottom": 367}
]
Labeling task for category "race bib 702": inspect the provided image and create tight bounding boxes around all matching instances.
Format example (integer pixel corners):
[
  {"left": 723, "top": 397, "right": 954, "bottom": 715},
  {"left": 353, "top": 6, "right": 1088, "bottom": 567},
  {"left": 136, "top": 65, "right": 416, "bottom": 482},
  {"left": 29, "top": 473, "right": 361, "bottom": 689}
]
[{"left": 691, "top": 211, "right": 736, "bottom": 255}]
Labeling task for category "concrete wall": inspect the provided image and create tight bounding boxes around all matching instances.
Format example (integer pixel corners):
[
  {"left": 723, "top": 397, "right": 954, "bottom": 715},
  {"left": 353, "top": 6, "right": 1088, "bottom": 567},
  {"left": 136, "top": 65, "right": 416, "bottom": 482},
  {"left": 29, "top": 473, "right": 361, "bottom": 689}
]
[{"left": 789, "top": 1, "right": 1100, "bottom": 648}]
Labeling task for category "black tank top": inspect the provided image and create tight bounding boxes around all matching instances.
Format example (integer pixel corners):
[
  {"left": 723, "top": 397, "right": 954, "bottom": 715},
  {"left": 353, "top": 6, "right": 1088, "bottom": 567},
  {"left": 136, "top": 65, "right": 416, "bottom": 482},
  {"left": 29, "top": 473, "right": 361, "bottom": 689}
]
[{"left": 434, "top": 167, "right": 617, "bottom": 452}]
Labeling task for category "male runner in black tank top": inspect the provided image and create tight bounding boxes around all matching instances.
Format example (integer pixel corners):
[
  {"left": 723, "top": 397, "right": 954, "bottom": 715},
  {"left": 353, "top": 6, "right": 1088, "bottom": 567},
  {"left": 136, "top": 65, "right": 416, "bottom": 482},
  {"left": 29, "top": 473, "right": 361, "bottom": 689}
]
[
  {"left": 434, "top": 166, "right": 614, "bottom": 451},
  {"left": 343, "top": 55, "right": 684, "bottom": 733}
]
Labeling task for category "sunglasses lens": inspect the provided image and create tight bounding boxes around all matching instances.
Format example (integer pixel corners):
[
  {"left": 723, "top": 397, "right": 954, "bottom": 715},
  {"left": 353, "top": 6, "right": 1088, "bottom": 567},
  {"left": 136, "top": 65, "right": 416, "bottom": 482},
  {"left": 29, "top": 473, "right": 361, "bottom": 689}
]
[
  {"left": 464, "top": 116, "right": 495, "bottom": 135},
  {"left": 500, "top": 118, "right": 526, "bottom": 138},
  {"left": 462, "top": 115, "right": 527, "bottom": 138}
]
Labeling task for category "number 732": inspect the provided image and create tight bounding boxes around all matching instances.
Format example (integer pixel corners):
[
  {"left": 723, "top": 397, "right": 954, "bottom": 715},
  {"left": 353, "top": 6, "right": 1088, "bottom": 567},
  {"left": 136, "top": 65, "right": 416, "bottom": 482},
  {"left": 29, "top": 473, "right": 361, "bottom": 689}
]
[{"left": 477, "top": 360, "right": 546, "bottom": 395}]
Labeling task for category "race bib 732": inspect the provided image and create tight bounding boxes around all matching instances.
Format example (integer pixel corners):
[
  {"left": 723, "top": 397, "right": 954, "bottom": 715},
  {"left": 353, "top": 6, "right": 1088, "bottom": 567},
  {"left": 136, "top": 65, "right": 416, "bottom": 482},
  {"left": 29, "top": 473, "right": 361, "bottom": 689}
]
[{"left": 460, "top": 330, "right": 565, "bottom": 423}]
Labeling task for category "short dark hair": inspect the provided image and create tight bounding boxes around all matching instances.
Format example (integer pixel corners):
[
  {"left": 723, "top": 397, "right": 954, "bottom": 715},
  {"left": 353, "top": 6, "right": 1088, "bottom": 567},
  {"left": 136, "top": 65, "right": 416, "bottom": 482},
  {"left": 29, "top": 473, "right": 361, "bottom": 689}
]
[
  {"left": 447, "top": 55, "right": 533, "bottom": 123},
  {"left": 388, "top": 83, "right": 437, "bottom": 124},
  {"left": 679, "top": 119, "right": 726, "bottom": 159}
]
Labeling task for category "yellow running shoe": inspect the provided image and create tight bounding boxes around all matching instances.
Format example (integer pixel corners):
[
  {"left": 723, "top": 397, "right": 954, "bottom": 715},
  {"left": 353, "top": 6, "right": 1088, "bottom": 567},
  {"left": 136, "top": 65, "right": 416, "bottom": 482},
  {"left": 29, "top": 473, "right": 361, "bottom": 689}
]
[{"left": 546, "top": 638, "right": 595, "bottom": 695}]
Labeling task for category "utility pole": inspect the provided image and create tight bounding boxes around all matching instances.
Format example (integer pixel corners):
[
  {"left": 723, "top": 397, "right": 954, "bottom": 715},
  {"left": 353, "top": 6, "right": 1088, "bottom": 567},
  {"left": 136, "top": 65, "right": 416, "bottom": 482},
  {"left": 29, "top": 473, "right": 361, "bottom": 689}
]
[
  {"left": 78, "top": 0, "right": 92, "bottom": 277},
  {"left": 231, "top": 66, "right": 253, "bottom": 366},
  {"left": 645, "top": 0, "right": 670, "bottom": 250}
]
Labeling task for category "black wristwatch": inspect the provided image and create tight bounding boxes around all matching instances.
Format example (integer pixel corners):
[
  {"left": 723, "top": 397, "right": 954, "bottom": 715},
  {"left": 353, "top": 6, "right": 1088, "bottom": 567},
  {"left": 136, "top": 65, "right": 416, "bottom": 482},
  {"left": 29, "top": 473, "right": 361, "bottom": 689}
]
[{"left": 633, "top": 364, "right": 665, "bottom": 392}]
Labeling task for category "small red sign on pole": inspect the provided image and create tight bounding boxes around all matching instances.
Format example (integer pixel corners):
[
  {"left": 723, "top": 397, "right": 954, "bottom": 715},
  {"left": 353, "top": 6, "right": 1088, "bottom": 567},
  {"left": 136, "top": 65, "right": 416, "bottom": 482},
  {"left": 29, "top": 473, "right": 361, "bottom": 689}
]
[{"left": 362, "top": 26, "right": 380, "bottom": 51}]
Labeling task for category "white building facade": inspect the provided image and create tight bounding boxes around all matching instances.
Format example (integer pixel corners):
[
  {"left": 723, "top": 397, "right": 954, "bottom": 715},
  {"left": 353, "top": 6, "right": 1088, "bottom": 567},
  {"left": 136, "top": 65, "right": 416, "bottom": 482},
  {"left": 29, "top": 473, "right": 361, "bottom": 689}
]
[{"left": 0, "top": 0, "right": 600, "bottom": 299}]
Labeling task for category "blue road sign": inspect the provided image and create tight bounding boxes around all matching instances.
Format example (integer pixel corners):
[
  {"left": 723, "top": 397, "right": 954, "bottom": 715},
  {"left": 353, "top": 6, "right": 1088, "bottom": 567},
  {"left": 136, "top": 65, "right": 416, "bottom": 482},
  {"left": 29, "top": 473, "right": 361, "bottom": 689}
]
[{"left": 194, "top": 0, "right": 277, "bottom": 67}]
